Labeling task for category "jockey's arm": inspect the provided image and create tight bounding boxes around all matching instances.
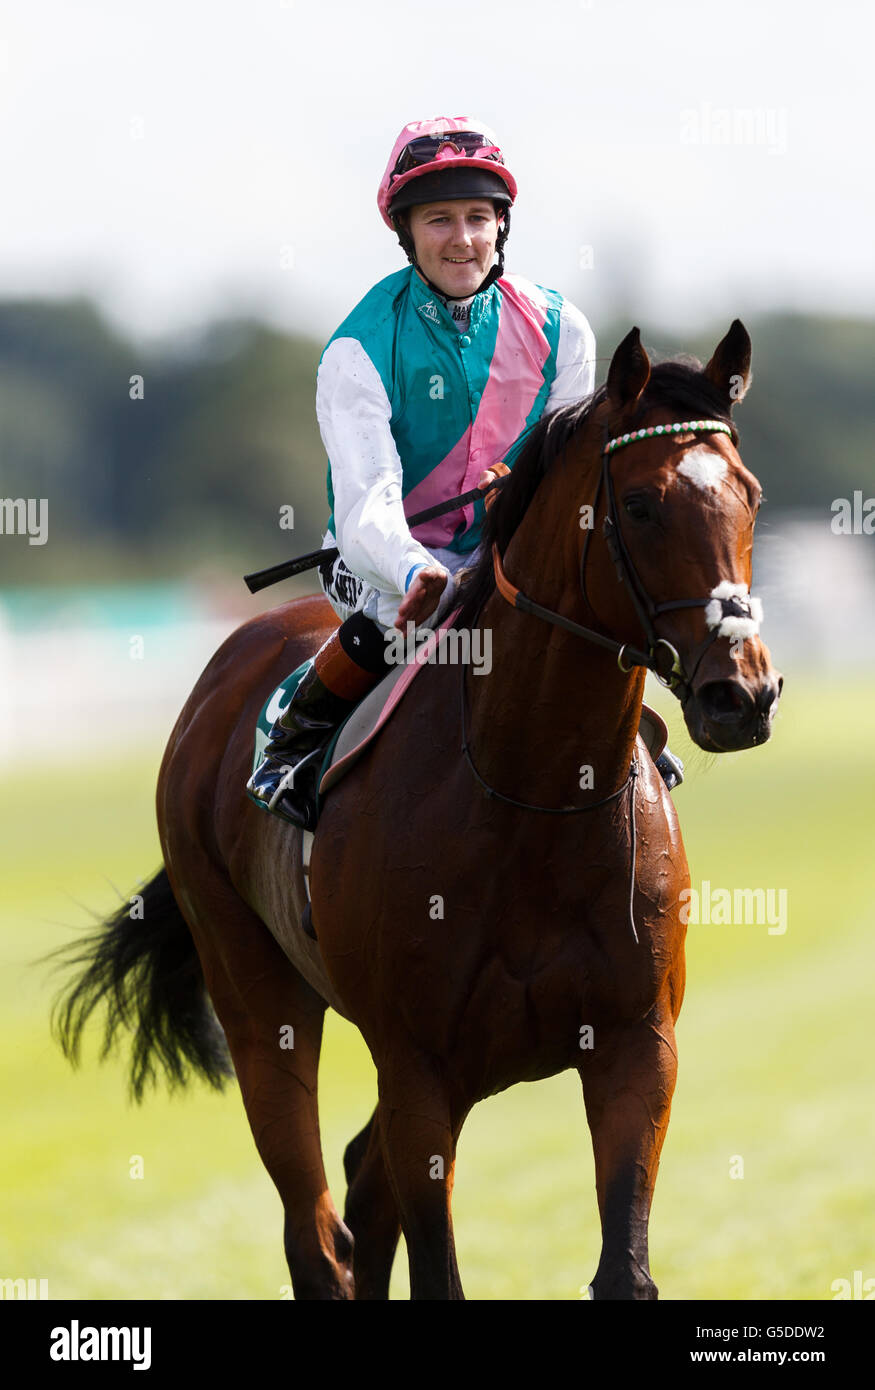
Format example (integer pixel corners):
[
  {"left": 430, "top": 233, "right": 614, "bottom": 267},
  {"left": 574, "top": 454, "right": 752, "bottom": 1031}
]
[
  {"left": 397, "top": 456, "right": 509, "bottom": 625},
  {"left": 316, "top": 337, "right": 439, "bottom": 599},
  {"left": 543, "top": 299, "right": 597, "bottom": 413}
]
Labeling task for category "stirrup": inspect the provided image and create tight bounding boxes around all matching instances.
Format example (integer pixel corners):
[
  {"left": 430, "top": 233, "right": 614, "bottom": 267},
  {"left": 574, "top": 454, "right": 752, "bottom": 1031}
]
[
  {"left": 655, "top": 748, "right": 684, "bottom": 791},
  {"left": 266, "top": 746, "right": 323, "bottom": 813}
]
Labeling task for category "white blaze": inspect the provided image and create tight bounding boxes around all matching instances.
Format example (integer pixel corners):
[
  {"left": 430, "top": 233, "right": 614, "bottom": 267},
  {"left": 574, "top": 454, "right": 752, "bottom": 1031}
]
[{"left": 677, "top": 447, "right": 728, "bottom": 493}]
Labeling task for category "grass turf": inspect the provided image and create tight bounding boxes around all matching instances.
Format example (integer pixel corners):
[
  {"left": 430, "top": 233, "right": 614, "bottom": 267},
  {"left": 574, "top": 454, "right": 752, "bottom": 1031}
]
[{"left": 1, "top": 673, "right": 871, "bottom": 1299}]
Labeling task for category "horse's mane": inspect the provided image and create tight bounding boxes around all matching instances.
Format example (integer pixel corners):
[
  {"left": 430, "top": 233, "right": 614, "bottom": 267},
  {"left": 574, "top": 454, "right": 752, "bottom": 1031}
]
[{"left": 454, "top": 356, "right": 738, "bottom": 629}]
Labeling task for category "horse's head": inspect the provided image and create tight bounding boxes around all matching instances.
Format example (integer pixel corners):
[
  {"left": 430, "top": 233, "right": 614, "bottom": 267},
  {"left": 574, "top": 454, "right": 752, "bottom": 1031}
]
[
  {"left": 583, "top": 320, "right": 782, "bottom": 751},
  {"left": 456, "top": 318, "right": 782, "bottom": 754}
]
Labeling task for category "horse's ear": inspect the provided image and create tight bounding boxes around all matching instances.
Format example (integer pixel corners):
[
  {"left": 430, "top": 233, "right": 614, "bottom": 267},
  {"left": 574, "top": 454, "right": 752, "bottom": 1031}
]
[
  {"left": 704, "top": 318, "right": 752, "bottom": 406},
  {"left": 606, "top": 327, "right": 651, "bottom": 411}
]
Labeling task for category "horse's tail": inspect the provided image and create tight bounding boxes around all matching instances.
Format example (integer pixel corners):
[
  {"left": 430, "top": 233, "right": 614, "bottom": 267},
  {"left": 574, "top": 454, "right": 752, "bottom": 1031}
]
[{"left": 48, "top": 866, "right": 233, "bottom": 1103}]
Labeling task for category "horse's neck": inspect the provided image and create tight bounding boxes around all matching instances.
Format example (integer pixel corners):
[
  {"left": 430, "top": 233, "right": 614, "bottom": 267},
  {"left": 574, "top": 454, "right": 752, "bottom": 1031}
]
[
  {"left": 465, "top": 595, "right": 645, "bottom": 805},
  {"left": 463, "top": 429, "right": 645, "bottom": 801}
]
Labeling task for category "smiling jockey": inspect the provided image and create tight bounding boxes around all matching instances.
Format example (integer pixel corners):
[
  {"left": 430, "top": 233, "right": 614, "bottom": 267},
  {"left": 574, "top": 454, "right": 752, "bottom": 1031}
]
[{"left": 247, "top": 116, "right": 682, "bottom": 828}]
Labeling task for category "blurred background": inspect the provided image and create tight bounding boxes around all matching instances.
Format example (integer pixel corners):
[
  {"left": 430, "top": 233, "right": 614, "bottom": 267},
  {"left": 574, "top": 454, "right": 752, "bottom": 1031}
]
[{"left": 1, "top": 0, "right": 872, "bottom": 1300}]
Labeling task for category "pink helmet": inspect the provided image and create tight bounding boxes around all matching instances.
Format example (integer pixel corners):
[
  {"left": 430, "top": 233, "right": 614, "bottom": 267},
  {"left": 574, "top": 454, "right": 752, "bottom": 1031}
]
[{"left": 377, "top": 116, "right": 518, "bottom": 229}]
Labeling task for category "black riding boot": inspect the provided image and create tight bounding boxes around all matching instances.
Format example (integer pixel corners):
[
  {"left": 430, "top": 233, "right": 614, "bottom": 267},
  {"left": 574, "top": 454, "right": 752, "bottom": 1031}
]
[
  {"left": 246, "top": 614, "right": 389, "bottom": 829},
  {"left": 245, "top": 662, "right": 357, "bottom": 830}
]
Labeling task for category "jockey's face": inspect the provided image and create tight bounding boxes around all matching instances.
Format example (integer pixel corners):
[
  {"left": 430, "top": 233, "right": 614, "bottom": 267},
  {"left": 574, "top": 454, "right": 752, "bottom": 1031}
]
[{"left": 407, "top": 199, "right": 500, "bottom": 297}]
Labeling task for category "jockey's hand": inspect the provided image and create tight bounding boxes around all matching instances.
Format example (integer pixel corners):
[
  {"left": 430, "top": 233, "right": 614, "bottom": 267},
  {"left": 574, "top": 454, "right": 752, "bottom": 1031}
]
[
  {"left": 478, "top": 460, "right": 510, "bottom": 494},
  {"left": 395, "top": 566, "right": 448, "bottom": 630}
]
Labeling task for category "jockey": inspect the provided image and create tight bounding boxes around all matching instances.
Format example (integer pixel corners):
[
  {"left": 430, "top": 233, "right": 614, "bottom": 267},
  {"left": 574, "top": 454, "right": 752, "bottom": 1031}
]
[{"left": 247, "top": 116, "right": 682, "bottom": 828}]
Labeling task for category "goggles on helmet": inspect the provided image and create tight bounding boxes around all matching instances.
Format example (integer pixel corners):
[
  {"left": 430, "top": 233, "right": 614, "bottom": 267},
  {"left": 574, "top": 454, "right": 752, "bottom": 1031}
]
[{"left": 391, "top": 132, "right": 505, "bottom": 181}]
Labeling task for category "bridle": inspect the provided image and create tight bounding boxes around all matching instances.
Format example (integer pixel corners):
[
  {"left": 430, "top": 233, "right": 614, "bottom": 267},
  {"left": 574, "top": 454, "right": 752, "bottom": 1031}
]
[{"left": 490, "top": 417, "right": 760, "bottom": 708}]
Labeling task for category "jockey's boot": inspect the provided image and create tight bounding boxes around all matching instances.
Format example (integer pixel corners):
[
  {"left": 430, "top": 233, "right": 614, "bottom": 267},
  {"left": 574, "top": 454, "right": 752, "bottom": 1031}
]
[
  {"left": 655, "top": 747, "right": 685, "bottom": 792},
  {"left": 246, "top": 613, "right": 388, "bottom": 829}
]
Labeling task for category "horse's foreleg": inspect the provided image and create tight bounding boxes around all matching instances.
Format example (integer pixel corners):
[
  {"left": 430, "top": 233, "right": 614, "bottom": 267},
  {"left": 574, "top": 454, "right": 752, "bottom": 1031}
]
[
  {"left": 578, "top": 1002, "right": 679, "bottom": 1300},
  {"left": 376, "top": 1061, "right": 464, "bottom": 1300},
  {"left": 343, "top": 1108, "right": 401, "bottom": 1299}
]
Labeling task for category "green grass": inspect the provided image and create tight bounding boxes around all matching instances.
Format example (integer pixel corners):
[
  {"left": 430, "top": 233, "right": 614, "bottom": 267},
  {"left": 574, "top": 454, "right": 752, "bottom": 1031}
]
[{"left": 1, "top": 674, "right": 872, "bottom": 1299}]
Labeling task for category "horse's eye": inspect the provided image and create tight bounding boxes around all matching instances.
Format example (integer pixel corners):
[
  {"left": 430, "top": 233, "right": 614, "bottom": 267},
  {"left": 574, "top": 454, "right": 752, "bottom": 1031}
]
[{"left": 623, "top": 496, "right": 650, "bottom": 522}]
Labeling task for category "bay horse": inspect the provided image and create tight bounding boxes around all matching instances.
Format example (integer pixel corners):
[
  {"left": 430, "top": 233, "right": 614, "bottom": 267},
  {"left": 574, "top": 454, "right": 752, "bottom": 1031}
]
[{"left": 53, "top": 320, "right": 782, "bottom": 1299}]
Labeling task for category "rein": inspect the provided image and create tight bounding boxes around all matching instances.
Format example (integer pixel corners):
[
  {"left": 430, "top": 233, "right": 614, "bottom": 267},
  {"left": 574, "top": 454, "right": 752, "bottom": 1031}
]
[{"left": 244, "top": 476, "right": 507, "bottom": 595}]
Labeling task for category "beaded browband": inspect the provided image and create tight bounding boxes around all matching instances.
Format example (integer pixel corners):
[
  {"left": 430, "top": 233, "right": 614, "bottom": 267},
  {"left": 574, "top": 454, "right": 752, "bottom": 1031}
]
[{"left": 603, "top": 419, "right": 733, "bottom": 456}]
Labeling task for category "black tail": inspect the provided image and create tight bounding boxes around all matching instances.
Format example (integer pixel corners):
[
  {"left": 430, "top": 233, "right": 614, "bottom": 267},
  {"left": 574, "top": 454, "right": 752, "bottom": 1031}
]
[{"left": 48, "top": 867, "right": 233, "bottom": 1103}]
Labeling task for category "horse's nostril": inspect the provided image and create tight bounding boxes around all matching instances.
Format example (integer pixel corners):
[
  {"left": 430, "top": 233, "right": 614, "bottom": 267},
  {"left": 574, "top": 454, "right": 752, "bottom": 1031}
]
[
  {"left": 699, "top": 680, "right": 752, "bottom": 722},
  {"left": 756, "top": 677, "right": 782, "bottom": 716}
]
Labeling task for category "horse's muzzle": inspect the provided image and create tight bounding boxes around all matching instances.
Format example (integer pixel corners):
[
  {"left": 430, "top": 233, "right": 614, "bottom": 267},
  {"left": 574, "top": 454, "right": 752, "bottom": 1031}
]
[{"left": 685, "top": 673, "right": 783, "bottom": 752}]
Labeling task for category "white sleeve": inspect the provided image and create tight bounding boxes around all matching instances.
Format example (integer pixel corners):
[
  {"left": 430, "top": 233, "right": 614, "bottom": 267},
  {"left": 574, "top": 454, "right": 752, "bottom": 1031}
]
[
  {"left": 544, "top": 299, "right": 597, "bottom": 413},
  {"left": 316, "top": 337, "right": 437, "bottom": 596}
]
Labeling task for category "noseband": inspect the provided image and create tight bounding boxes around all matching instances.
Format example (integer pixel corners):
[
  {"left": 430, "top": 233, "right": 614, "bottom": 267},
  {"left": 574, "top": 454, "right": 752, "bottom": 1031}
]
[{"left": 490, "top": 417, "right": 763, "bottom": 708}]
